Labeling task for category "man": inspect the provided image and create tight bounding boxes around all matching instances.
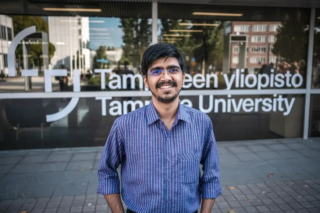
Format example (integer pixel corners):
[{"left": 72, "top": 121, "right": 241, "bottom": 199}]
[{"left": 97, "top": 43, "right": 221, "bottom": 213}]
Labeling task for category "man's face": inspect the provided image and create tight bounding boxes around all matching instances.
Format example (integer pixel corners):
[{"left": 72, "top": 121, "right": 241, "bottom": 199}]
[{"left": 143, "top": 57, "right": 185, "bottom": 103}]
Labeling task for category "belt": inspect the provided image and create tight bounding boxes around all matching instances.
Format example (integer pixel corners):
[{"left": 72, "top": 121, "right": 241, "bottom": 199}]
[{"left": 127, "top": 209, "right": 198, "bottom": 213}]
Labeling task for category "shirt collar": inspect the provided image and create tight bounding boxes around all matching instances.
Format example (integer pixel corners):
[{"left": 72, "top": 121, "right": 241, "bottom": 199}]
[{"left": 146, "top": 101, "right": 191, "bottom": 125}]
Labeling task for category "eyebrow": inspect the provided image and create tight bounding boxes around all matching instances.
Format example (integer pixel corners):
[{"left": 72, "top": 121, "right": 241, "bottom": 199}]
[{"left": 150, "top": 65, "right": 180, "bottom": 70}]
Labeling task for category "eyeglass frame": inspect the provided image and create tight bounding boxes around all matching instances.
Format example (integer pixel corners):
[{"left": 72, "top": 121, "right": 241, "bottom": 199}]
[{"left": 147, "top": 65, "right": 183, "bottom": 77}]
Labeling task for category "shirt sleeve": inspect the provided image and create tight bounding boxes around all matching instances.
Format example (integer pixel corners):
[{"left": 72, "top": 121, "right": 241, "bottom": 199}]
[
  {"left": 97, "top": 119, "right": 125, "bottom": 195},
  {"left": 200, "top": 118, "right": 222, "bottom": 199}
]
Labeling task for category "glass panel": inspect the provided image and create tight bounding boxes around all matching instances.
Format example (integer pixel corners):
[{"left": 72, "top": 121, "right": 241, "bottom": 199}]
[
  {"left": 0, "top": 94, "right": 305, "bottom": 149},
  {"left": 312, "top": 9, "right": 320, "bottom": 88},
  {"left": 310, "top": 94, "right": 320, "bottom": 137},
  {"left": 158, "top": 4, "right": 310, "bottom": 90},
  {"left": 0, "top": 3, "right": 152, "bottom": 93}
]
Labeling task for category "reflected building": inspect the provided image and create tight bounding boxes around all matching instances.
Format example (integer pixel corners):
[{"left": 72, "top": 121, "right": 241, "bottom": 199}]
[
  {"left": 48, "top": 17, "right": 91, "bottom": 75},
  {"left": 229, "top": 22, "right": 281, "bottom": 73},
  {"left": 0, "top": 15, "right": 13, "bottom": 76}
]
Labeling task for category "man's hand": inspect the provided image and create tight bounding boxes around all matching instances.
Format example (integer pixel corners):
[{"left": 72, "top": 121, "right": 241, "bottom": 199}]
[
  {"left": 104, "top": 194, "right": 125, "bottom": 213},
  {"left": 201, "top": 198, "right": 215, "bottom": 213}
]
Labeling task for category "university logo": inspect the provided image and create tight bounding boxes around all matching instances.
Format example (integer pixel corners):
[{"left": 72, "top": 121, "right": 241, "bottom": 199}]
[{"left": 8, "top": 26, "right": 80, "bottom": 122}]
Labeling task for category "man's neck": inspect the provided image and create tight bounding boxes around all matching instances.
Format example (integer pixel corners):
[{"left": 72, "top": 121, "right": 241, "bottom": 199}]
[{"left": 152, "top": 96, "right": 179, "bottom": 122}]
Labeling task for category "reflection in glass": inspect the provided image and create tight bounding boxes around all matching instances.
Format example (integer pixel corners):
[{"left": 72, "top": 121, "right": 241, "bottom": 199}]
[
  {"left": 312, "top": 10, "right": 320, "bottom": 88},
  {"left": 0, "top": 15, "right": 151, "bottom": 93},
  {"left": 157, "top": 6, "right": 309, "bottom": 89}
]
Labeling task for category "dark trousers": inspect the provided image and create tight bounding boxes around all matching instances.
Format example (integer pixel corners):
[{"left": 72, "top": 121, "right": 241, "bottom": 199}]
[{"left": 127, "top": 210, "right": 197, "bottom": 213}]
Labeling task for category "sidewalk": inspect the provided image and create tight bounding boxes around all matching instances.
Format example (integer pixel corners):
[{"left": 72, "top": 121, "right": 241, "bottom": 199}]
[{"left": 0, "top": 138, "right": 320, "bottom": 213}]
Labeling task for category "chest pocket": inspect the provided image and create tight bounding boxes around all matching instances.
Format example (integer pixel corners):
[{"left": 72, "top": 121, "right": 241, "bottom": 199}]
[{"left": 178, "top": 152, "right": 201, "bottom": 183}]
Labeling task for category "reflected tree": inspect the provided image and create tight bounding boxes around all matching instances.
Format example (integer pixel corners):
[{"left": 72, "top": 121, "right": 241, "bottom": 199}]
[
  {"left": 119, "top": 18, "right": 151, "bottom": 70},
  {"left": 272, "top": 21, "right": 308, "bottom": 63},
  {"left": 12, "top": 16, "right": 56, "bottom": 68},
  {"left": 159, "top": 19, "right": 225, "bottom": 73},
  {"left": 93, "top": 46, "right": 108, "bottom": 69}
]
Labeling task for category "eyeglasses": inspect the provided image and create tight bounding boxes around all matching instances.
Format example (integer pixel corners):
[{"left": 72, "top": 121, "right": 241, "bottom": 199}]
[{"left": 149, "top": 67, "right": 182, "bottom": 76}]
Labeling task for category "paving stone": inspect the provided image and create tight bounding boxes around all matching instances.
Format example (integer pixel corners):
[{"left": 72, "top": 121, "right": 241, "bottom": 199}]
[
  {"left": 19, "top": 203, "right": 35, "bottom": 211},
  {"left": 95, "top": 204, "right": 109, "bottom": 211},
  {"left": 71, "top": 153, "right": 96, "bottom": 161},
  {"left": 0, "top": 165, "right": 15, "bottom": 174},
  {"left": 289, "top": 202, "right": 304, "bottom": 209},
  {"left": 267, "top": 204, "right": 282, "bottom": 211},
  {"left": 255, "top": 205, "right": 270, "bottom": 213},
  {"left": 57, "top": 207, "right": 70, "bottom": 213},
  {"left": 231, "top": 207, "right": 246, "bottom": 213},
  {"left": 311, "top": 200, "right": 320, "bottom": 207},
  {"left": 46, "top": 154, "right": 72, "bottom": 162},
  {"left": 300, "top": 201, "right": 315, "bottom": 208},
  {"left": 0, "top": 156, "right": 23, "bottom": 165},
  {"left": 278, "top": 203, "right": 293, "bottom": 211},
  {"left": 62, "top": 196, "right": 74, "bottom": 202},
  {"left": 237, "top": 200, "right": 254, "bottom": 208},
  {"left": 216, "top": 201, "right": 230, "bottom": 209},
  {"left": 34, "top": 202, "right": 48, "bottom": 209},
  {"left": 243, "top": 206, "right": 258, "bottom": 213},
  {"left": 72, "top": 200, "right": 84, "bottom": 207},
  {"left": 228, "top": 201, "right": 242, "bottom": 208},
  {"left": 45, "top": 208, "right": 58, "bottom": 213},
  {"left": 74, "top": 195, "right": 86, "bottom": 200},
  {"left": 31, "top": 209, "right": 45, "bottom": 213},
  {"left": 70, "top": 206, "right": 82, "bottom": 213},
  {"left": 50, "top": 196, "right": 63, "bottom": 202},
  {"left": 83, "top": 205, "right": 95, "bottom": 212},
  {"left": 9, "top": 164, "right": 41, "bottom": 174},
  {"left": 46, "top": 201, "right": 60, "bottom": 208},
  {"left": 20, "top": 155, "right": 48, "bottom": 164},
  {"left": 228, "top": 146, "right": 251, "bottom": 154}
]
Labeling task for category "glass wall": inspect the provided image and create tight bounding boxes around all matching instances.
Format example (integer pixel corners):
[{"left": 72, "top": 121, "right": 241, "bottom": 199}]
[
  {"left": 158, "top": 4, "right": 309, "bottom": 141},
  {"left": 0, "top": 2, "right": 316, "bottom": 150},
  {"left": 309, "top": 9, "right": 320, "bottom": 138}
]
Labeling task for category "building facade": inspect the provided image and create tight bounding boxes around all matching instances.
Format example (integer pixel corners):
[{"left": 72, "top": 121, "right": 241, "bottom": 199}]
[
  {"left": 48, "top": 17, "right": 91, "bottom": 74},
  {"left": 230, "top": 22, "right": 281, "bottom": 73},
  {"left": 0, "top": 0, "right": 319, "bottom": 150},
  {"left": 0, "top": 15, "right": 13, "bottom": 76}
]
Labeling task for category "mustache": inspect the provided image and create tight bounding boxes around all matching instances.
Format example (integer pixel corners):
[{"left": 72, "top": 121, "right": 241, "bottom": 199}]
[{"left": 156, "top": 81, "right": 177, "bottom": 89}]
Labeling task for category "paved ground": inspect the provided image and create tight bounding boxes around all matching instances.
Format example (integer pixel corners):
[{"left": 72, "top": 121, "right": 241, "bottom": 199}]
[{"left": 0, "top": 138, "right": 320, "bottom": 212}]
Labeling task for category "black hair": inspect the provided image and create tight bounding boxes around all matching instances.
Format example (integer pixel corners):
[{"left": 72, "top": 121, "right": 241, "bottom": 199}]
[{"left": 141, "top": 43, "right": 186, "bottom": 76}]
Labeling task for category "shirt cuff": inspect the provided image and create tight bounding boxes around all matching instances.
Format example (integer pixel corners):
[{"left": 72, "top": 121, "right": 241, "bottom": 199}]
[
  {"left": 201, "top": 180, "right": 222, "bottom": 199},
  {"left": 97, "top": 178, "right": 120, "bottom": 195}
]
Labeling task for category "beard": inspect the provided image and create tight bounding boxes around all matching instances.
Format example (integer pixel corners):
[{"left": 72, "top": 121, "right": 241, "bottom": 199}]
[{"left": 150, "top": 80, "right": 180, "bottom": 103}]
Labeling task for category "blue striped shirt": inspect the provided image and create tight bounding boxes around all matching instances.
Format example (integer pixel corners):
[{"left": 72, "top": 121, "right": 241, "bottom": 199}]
[{"left": 97, "top": 101, "right": 222, "bottom": 212}]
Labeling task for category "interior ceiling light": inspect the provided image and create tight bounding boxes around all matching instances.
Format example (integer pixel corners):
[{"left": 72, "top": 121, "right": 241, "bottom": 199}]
[
  {"left": 192, "top": 12, "right": 243, "bottom": 17},
  {"left": 43, "top": 8, "right": 101, "bottom": 12},
  {"left": 179, "top": 23, "right": 218, "bottom": 26},
  {"left": 169, "top": 29, "right": 202, "bottom": 32},
  {"left": 318, "top": 17, "right": 320, "bottom": 19},
  {"left": 162, "top": 34, "right": 191, "bottom": 37}
]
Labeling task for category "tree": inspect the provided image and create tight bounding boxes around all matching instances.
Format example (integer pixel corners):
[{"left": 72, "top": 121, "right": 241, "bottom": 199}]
[
  {"left": 93, "top": 46, "right": 108, "bottom": 69},
  {"left": 12, "top": 16, "right": 56, "bottom": 68},
  {"left": 119, "top": 18, "right": 152, "bottom": 69},
  {"left": 272, "top": 21, "right": 308, "bottom": 63},
  {"left": 159, "top": 19, "right": 225, "bottom": 73}
]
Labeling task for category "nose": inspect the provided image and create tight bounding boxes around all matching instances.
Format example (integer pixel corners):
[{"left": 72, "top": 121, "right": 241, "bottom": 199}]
[{"left": 161, "top": 70, "right": 172, "bottom": 81}]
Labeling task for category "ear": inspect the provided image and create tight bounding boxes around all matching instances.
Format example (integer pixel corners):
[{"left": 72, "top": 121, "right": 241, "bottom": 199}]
[{"left": 143, "top": 75, "right": 149, "bottom": 88}]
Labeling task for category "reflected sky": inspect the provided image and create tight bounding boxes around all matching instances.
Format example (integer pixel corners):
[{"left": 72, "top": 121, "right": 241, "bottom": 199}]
[{"left": 89, "top": 17, "right": 123, "bottom": 50}]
